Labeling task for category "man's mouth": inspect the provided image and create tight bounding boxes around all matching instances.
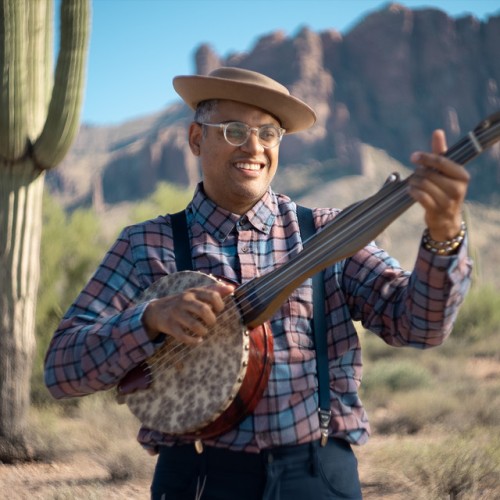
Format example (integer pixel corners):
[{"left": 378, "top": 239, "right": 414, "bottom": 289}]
[{"left": 234, "top": 162, "right": 265, "bottom": 171}]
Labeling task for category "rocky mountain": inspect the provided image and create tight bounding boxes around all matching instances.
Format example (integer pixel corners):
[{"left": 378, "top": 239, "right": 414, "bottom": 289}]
[{"left": 48, "top": 2, "right": 500, "bottom": 213}]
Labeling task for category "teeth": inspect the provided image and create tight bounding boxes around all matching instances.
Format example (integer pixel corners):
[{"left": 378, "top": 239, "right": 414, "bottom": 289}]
[{"left": 235, "top": 162, "right": 261, "bottom": 171}]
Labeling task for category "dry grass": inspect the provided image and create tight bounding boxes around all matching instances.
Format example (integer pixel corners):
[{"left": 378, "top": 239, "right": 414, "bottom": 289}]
[
  {"left": 4, "top": 395, "right": 157, "bottom": 499},
  {"left": 0, "top": 384, "right": 497, "bottom": 498},
  {"left": 357, "top": 432, "right": 500, "bottom": 500}
]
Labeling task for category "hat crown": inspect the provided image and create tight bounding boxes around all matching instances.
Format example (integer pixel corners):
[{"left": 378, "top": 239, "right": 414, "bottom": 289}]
[{"left": 208, "top": 67, "right": 290, "bottom": 97}]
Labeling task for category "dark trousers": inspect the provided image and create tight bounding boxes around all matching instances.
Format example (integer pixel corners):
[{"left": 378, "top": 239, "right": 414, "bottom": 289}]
[{"left": 151, "top": 438, "right": 362, "bottom": 500}]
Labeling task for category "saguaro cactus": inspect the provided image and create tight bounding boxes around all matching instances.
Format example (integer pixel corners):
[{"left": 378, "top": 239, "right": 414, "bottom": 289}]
[{"left": 0, "top": 0, "right": 90, "bottom": 461}]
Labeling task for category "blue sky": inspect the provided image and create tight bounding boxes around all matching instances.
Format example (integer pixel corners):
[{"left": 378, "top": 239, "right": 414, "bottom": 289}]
[{"left": 73, "top": 0, "right": 500, "bottom": 126}]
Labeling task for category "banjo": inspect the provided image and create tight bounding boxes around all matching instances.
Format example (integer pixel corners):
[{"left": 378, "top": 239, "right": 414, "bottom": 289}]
[{"left": 117, "top": 112, "right": 500, "bottom": 440}]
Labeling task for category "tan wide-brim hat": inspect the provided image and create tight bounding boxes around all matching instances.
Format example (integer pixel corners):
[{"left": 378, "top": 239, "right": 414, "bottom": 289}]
[{"left": 173, "top": 67, "right": 316, "bottom": 134}]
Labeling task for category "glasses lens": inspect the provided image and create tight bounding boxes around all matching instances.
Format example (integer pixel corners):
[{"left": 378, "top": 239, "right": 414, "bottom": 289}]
[
  {"left": 258, "top": 125, "right": 281, "bottom": 148},
  {"left": 225, "top": 122, "right": 249, "bottom": 146},
  {"left": 223, "top": 122, "right": 283, "bottom": 148}
]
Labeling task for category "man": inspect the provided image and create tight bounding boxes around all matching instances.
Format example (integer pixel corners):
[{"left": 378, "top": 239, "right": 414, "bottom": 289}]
[{"left": 45, "top": 67, "right": 472, "bottom": 499}]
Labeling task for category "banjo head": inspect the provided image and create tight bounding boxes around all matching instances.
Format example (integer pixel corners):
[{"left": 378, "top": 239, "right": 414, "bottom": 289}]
[{"left": 122, "top": 271, "right": 251, "bottom": 436}]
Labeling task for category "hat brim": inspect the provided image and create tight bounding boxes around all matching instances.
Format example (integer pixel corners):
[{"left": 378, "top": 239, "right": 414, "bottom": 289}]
[{"left": 173, "top": 74, "right": 316, "bottom": 134}]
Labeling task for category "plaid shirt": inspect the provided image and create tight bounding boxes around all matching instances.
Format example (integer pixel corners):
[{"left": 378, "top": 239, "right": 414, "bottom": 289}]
[{"left": 45, "top": 184, "right": 472, "bottom": 453}]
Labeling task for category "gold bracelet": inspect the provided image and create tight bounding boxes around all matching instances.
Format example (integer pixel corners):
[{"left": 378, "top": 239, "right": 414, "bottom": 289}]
[{"left": 422, "top": 221, "right": 466, "bottom": 256}]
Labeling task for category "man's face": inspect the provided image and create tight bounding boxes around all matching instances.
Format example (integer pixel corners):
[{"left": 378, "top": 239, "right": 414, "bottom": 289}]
[{"left": 189, "top": 100, "right": 281, "bottom": 214}]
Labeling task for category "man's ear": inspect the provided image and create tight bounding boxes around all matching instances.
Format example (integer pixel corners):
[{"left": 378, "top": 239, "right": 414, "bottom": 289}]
[{"left": 189, "top": 122, "right": 202, "bottom": 156}]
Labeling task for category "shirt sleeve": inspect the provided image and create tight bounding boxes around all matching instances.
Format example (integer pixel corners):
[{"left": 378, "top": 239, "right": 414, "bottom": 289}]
[
  {"left": 343, "top": 235, "right": 473, "bottom": 348},
  {"left": 44, "top": 227, "right": 161, "bottom": 399}
]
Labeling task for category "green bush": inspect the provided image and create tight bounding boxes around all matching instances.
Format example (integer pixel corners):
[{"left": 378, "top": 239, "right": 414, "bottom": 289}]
[
  {"left": 360, "top": 330, "right": 401, "bottom": 362},
  {"left": 33, "top": 194, "right": 110, "bottom": 405},
  {"left": 362, "top": 359, "right": 433, "bottom": 395},
  {"left": 131, "top": 181, "right": 192, "bottom": 223},
  {"left": 452, "top": 285, "right": 500, "bottom": 342}
]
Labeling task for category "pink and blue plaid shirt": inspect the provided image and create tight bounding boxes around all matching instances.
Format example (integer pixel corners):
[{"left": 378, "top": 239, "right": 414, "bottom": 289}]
[{"left": 45, "top": 184, "right": 472, "bottom": 453}]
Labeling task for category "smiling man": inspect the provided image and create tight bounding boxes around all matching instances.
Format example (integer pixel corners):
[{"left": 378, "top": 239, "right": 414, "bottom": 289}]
[{"left": 45, "top": 67, "right": 472, "bottom": 499}]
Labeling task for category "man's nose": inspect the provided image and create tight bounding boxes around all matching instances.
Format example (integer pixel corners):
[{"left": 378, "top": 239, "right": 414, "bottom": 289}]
[{"left": 241, "top": 128, "right": 264, "bottom": 152}]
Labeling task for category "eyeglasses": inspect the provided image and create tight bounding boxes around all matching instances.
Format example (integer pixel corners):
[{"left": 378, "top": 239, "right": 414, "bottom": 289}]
[{"left": 198, "top": 121, "right": 286, "bottom": 149}]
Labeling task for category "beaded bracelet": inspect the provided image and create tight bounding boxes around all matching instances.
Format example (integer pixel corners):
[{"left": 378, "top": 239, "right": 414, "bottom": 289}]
[{"left": 422, "top": 221, "right": 466, "bottom": 256}]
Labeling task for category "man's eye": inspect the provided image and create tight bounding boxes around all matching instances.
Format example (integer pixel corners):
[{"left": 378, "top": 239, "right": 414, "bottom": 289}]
[
  {"left": 261, "top": 127, "right": 278, "bottom": 139},
  {"left": 227, "top": 126, "right": 247, "bottom": 139}
]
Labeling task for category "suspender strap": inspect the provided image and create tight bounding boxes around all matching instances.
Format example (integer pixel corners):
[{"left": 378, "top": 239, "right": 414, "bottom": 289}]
[
  {"left": 170, "top": 210, "right": 193, "bottom": 272},
  {"left": 297, "top": 205, "right": 332, "bottom": 446}
]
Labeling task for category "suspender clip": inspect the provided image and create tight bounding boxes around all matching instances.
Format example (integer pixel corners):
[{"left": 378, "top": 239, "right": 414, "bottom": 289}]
[{"left": 318, "top": 408, "right": 332, "bottom": 447}]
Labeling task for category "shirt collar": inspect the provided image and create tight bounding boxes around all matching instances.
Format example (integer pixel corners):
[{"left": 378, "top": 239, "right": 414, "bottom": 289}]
[{"left": 187, "top": 183, "right": 277, "bottom": 241}]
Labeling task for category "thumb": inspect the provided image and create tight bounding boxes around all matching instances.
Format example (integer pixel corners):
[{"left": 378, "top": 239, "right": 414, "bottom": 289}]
[{"left": 432, "top": 129, "right": 447, "bottom": 154}]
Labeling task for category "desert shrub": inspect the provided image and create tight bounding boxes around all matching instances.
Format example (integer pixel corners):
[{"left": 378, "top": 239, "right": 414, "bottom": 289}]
[
  {"left": 131, "top": 181, "right": 192, "bottom": 223},
  {"left": 370, "top": 388, "right": 459, "bottom": 435},
  {"left": 445, "top": 382, "right": 500, "bottom": 432},
  {"left": 402, "top": 437, "right": 499, "bottom": 499},
  {"left": 27, "top": 405, "right": 75, "bottom": 462},
  {"left": 360, "top": 330, "right": 401, "bottom": 362},
  {"left": 77, "top": 392, "right": 140, "bottom": 444},
  {"left": 101, "top": 441, "right": 154, "bottom": 483},
  {"left": 362, "top": 359, "right": 433, "bottom": 396},
  {"left": 452, "top": 285, "right": 500, "bottom": 342},
  {"left": 78, "top": 392, "right": 156, "bottom": 481},
  {"left": 363, "top": 344, "right": 500, "bottom": 439},
  {"left": 366, "top": 435, "right": 500, "bottom": 499},
  {"left": 27, "top": 392, "right": 156, "bottom": 484},
  {"left": 467, "top": 332, "right": 500, "bottom": 359}
]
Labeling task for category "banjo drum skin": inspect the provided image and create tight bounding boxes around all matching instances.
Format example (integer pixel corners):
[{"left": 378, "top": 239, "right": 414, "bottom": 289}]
[{"left": 117, "top": 271, "right": 273, "bottom": 440}]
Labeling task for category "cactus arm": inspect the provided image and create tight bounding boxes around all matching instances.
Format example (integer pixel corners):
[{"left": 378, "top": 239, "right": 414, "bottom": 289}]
[
  {"left": 33, "top": 0, "right": 90, "bottom": 169},
  {"left": 26, "top": 0, "right": 53, "bottom": 139},
  {"left": 0, "top": 0, "right": 28, "bottom": 160}
]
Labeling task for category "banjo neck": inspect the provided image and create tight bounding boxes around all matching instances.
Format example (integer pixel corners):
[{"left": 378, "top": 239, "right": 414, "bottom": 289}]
[{"left": 233, "top": 111, "right": 500, "bottom": 329}]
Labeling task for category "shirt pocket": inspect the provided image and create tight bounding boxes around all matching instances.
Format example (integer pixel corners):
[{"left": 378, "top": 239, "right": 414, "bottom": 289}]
[{"left": 280, "top": 284, "right": 315, "bottom": 350}]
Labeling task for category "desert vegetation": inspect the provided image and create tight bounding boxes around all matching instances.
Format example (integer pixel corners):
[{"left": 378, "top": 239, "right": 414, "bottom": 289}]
[
  {"left": 1, "top": 183, "right": 498, "bottom": 499},
  {"left": 356, "top": 285, "right": 500, "bottom": 498}
]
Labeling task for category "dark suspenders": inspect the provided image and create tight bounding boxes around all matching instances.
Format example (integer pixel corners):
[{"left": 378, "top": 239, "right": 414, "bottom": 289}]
[
  {"left": 170, "top": 207, "right": 332, "bottom": 445},
  {"left": 170, "top": 209, "right": 192, "bottom": 272},
  {"left": 296, "top": 206, "right": 332, "bottom": 446}
]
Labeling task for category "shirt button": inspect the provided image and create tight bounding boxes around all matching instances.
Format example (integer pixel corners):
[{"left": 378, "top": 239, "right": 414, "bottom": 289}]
[{"left": 241, "top": 246, "right": 249, "bottom": 253}]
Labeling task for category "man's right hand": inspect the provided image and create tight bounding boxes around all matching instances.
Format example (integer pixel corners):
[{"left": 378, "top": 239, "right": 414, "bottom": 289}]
[{"left": 141, "top": 283, "right": 235, "bottom": 344}]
